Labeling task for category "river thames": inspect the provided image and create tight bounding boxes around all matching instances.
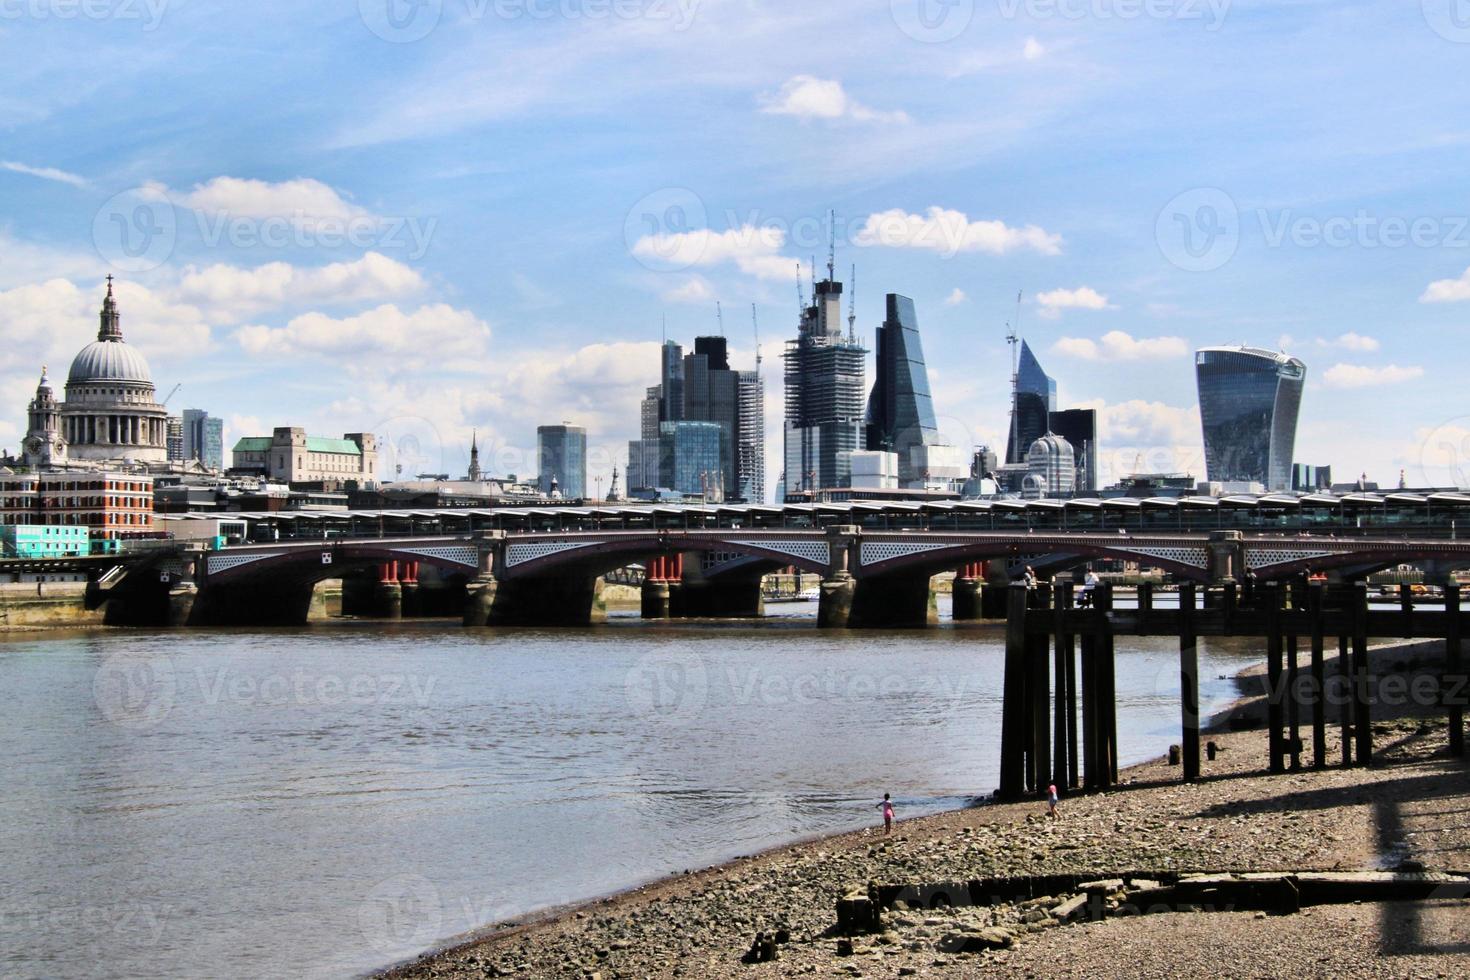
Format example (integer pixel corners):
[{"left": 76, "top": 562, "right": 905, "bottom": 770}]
[{"left": 1, "top": 606, "right": 1258, "bottom": 979}]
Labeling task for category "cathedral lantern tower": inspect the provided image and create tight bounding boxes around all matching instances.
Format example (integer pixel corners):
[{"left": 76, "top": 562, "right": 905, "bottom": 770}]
[{"left": 23, "top": 366, "right": 67, "bottom": 468}]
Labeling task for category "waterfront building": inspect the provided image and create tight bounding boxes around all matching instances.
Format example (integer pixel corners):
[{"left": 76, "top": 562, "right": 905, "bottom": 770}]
[
  {"left": 1196, "top": 346, "right": 1306, "bottom": 492},
  {"left": 0, "top": 470, "right": 155, "bottom": 542},
  {"left": 16, "top": 280, "right": 171, "bottom": 469},
  {"left": 0, "top": 524, "right": 91, "bottom": 558},
  {"left": 537, "top": 424, "right": 586, "bottom": 499},
  {"left": 657, "top": 420, "right": 724, "bottom": 498},
  {"left": 166, "top": 416, "right": 184, "bottom": 461},
  {"left": 1005, "top": 340, "right": 1056, "bottom": 466},
  {"left": 1048, "top": 407, "right": 1098, "bottom": 492},
  {"left": 783, "top": 273, "right": 866, "bottom": 495},
  {"left": 1292, "top": 463, "right": 1333, "bottom": 492},
  {"left": 682, "top": 337, "right": 740, "bottom": 498},
  {"left": 866, "top": 294, "right": 939, "bottom": 486},
  {"left": 1026, "top": 432, "right": 1076, "bottom": 496},
  {"left": 231, "top": 428, "right": 379, "bottom": 485},
  {"left": 181, "top": 409, "right": 225, "bottom": 471}
]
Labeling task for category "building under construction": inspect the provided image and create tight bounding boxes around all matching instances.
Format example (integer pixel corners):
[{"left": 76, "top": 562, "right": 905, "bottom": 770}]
[{"left": 783, "top": 273, "right": 867, "bottom": 497}]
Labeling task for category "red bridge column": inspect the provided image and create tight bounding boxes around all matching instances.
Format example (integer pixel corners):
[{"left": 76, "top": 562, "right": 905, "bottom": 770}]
[
  {"left": 953, "top": 561, "right": 984, "bottom": 621},
  {"left": 641, "top": 555, "right": 676, "bottom": 620},
  {"left": 374, "top": 559, "right": 404, "bottom": 620}
]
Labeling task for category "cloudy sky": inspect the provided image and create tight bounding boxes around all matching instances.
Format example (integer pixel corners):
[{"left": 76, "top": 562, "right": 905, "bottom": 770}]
[{"left": 3, "top": 0, "right": 1469, "bottom": 495}]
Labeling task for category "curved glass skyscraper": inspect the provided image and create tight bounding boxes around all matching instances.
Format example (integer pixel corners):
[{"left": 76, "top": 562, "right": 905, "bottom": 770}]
[{"left": 1195, "top": 346, "right": 1306, "bottom": 491}]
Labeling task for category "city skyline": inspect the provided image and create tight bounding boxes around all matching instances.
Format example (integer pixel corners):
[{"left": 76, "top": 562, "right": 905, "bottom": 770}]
[{"left": 2, "top": 4, "right": 1467, "bottom": 496}]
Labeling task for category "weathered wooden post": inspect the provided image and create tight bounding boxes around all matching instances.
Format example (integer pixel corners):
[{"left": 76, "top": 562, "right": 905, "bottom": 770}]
[
  {"left": 1053, "top": 583, "right": 1072, "bottom": 794},
  {"left": 1028, "top": 583, "right": 1052, "bottom": 795},
  {"left": 1137, "top": 580, "right": 1153, "bottom": 630},
  {"left": 1400, "top": 582, "right": 1413, "bottom": 638},
  {"left": 999, "top": 583, "right": 1029, "bottom": 799},
  {"left": 1080, "top": 605, "right": 1099, "bottom": 791},
  {"left": 1447, "top": 584, "right": 1464, "bottom": 758},
  {"left": 1309, "top": 582, "right": 1327, "bottom": 768},
  {"left": 1097, "top": 581, "right": 1118, "bottom": 785},
  {"left": 1352, "top": 581, "right": 1372, "bottom": 765},
  {"left": 1338, "top": 634, "right": 1353, "bottom": 767},
  {"left": 1287, "top": 630, "right": 1302, "bottom": 771},
  {"left": 1266, "top": 584, "right": 1285, "bottom": 774},
  {"left": 1064, "top": 592, "right": 1080, "bottom": 789},
  {"left": 1179, "top": 581, "right": 1200, "bottom": 781}
]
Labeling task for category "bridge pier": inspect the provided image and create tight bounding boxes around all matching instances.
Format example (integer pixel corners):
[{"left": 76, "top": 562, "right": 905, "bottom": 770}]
[
  {"left": 399, "top": 561, "right": 421, "bottom": 617},
  {"left": 981, "top": 560, "right": 1011, "bottom": 618},
  {"left": 952, "top": 562, "right": 984, "bottom": 621},
  {"left": 374, "top": 562, "right": 404, "bottom": 621},
  {"left": 641, "top": 554, "right": 682, "bottom": 619}
]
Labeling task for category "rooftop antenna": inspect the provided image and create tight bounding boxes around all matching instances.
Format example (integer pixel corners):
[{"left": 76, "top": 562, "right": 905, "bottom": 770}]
[
  {"left": 752, "top": 303, "right": 762, "bottom": 374},
  {"left": 827, "top": 208, "right": 836, "bottom": 284},
  {"left": 847, "top": 262, "right": 857, "bottom": 344},
  {"left": 716, "top": 301, "right": 724, "bottom": 336},
  {"left": 1006, "top": 289, "right": 1023, "bottom": 464},
  {"left": 810, "top": 255, "right": 816, "bottom": 298}
]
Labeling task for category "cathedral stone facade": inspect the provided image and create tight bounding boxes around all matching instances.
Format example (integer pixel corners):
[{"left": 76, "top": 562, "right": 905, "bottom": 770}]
[{"left": 23, "top": 279, "right": 169, "bottom": 469}]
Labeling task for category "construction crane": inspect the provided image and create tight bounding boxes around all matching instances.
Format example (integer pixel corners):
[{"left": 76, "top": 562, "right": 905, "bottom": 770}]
[
  {"left": 1006, "top": 290, "right": 1023, "bottom": 463},
  {"left": 161, "top": 383, "right": 182, "bottom": 406},
  {"left": 751, "top": 303, "right": 761, "bottom": 373},
  {"left": 716, "top": 301, "right": 724, "bottom": 336},
  {"left": 847, "top": 262, "right": 857, "bottom": 343}
]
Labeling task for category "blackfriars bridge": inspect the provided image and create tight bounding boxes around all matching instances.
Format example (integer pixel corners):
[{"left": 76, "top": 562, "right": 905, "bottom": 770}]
[{"left": 90, "top": 521, "right": 1470, "bottom": 628}]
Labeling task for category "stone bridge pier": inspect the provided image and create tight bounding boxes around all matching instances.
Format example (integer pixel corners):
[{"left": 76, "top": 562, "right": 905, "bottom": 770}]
[{"left": 817, "top": 526, "right": 938, "bottom": 629}]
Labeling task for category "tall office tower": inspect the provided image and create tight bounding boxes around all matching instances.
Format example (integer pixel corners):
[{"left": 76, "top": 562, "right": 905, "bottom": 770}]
[
  {"left": 1196, "top": 346, "right": 1306, "bottom": 491},
  {"left": 658, "top": 420, "right": 724, "bottom": 497},
  {"left": 737, "top": 369, "right": 765, "bottom": 503},
  {"left": 682, "top": 336, "right": 740, "bottom": 498},
  {"left": 865, "top": 293, "right": 939, "bottom": 485},
  {"left": 783, "top": 273, "right": 867, "bottom": 496},
  {"left": 628, "top": 385, "right": 664, "bottom": 491},
  {"left": 166, "top": 415, "right": 184, "bottom": 461},
  {"left": 1047, "top": 407, "right": 1098, "bottom": 492},
  {"left": 660, "top": 340, "right": 684, "bottom": 425},
  {"left": 537, "top": 423, "right": 587, "bottom": 498},
  {"left": 1005, "top": 340, "right": 1058, "bottom": 465},
  {"left": 181, "top": 408, "right": 224, "bottom": 471}
]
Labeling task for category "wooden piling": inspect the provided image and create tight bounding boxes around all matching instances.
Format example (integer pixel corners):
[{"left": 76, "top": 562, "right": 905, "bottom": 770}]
[
  {"left": 1179, "top": 581, "right": 1200, "bottom": 782},
  {"left": 1028, "top": 585, "right": 1052, "bottom": 795},
  {"left": 1338, "top": 634, "right": 1353, "bottom": 767},
  {"left": 1309, "top": 583, "right": 1327, "bottom": 768},
  {"left": 1064, "top": 600, "right": 1080, "bottom": 789},
  {"left": 999, "top": 583, "right": 1029, "bottom": 799},
  {"left": 1266, "top": 585, "right": 1285, "bottom": 774},
  {"left": 1352, "top": 582, "right": 1372, "bottom": 765},
  {"left": 1096, "top": 582, "right": 1118, "bottom": 785},
  {"left": 1448, "top": 584, "right": 1464, "bottom": 758},
  {"left": 1053, "top": 584, "right": 1072, "bottom": 794},
  {"left": 1287, "top": 631, "right": 1302, "bottom": 770},
  {"left": 1080, "top": 623, "right": 1099, "bottom": 791}
]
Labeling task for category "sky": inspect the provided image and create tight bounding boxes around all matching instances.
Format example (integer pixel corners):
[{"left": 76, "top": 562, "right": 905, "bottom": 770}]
[{"left": 3, "top": 0, "right": 1470, "bottom": 496}]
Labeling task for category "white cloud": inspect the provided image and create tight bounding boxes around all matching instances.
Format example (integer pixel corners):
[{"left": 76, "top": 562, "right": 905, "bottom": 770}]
[
  {"left": 1023, "top": 37, "right": 1045, "bottom": 60},
  {"left": 175, "top": 253, "right": 425, "bottom": 316},
  {"left": 632, "top": 225, "right": 805, "bottom": 282},
  {"left": 1322, "top": 363, "right": 1424, "bottom": 388},
  {"left": 145, "top": 176, "right": 369, "bottom": 223},
  {"left": 1035, "top": 286, "right": 1113, "bottom": 318},
  {"left": 856, "top": 207, "right": 1063, "bottom": 258},
  {"left": 944, "top": 288, "right": 967, "bottom": 306},
  {"left": 234, "top": 303, "right": 490, "bottom": 366},
  {"left": 1, "top": 160, "right": 88, "bottom": 187},
  {"left": 1052, "top": 330, "right": 1188, "bottom": 361},
  {"left": 1420, "top": 266, "right": 1470, "bottom": 303},
  {"left": 663, "top": 276, "right": 716, "bottom": 304},
  {"left": 759, "top": 75, "right": 910, "bottom": 124},
  {"left": 1281, "top": 332, "right": 1380, "bottom": 353},
  {"left": 1076, "top": 398, "right": 1204, "bottom": 482}
]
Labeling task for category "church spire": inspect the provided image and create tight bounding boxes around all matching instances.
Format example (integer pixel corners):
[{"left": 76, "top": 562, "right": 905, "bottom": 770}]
[
  {"left": 467, "top": 428, "right": 482, "bottom": 482},
  {"left": 98, "top": 275, "right": 123, "bottom": 342}
]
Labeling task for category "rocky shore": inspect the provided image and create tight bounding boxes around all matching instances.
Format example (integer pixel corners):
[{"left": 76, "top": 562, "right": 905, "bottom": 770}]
[{"left": 381, "top": 641, "right": 1469, "bottom": 979}]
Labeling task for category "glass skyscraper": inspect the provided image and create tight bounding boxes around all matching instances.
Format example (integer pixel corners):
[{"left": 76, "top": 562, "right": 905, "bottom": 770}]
[
  {"left": 865, "top": 293, "right": 938, "bottom": 484},
  {"left": 658, "top": 420, "right": 724, "bottom": 497},
  {"left": 783, "top": 274, "right": 866, "bottom": 495},
  {"left": 537, "top": 423, "right": 587, "bottom": 498},
  {"left": 1195, "top": 346, "right": 1306, "bottom": 491},
  {"left": 1005, "top": 340, "right": 1057, "bottom": 465},
  {"left": 1047, "top": 407, "right": 1097, "bottom": 492},
  {"left": 181, "top": 408, "right": 224, "bottom": 471}
]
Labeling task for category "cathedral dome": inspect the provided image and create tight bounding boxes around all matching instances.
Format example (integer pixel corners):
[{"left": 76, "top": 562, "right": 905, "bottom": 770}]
[{"left": 68, "top": 339, "right": 153, "bottom": 386}]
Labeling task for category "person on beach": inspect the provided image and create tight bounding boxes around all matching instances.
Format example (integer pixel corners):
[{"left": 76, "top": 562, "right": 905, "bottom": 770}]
[
  {"left": 878, "top": 793, "right": 894, "bottom": 834},
  {"left": 1047, "top": 783, "right": 1059, "bottom": 819}
]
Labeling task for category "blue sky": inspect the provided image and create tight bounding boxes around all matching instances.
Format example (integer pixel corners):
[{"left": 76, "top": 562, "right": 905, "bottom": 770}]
[{"left": 3, "top": 0, "right": 1470, "bottom": 495}]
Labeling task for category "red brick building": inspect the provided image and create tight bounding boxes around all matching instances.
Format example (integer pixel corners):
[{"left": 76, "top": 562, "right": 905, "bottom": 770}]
[{"left": 0, "top": 471, "right": 155, "bottom": 540}]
